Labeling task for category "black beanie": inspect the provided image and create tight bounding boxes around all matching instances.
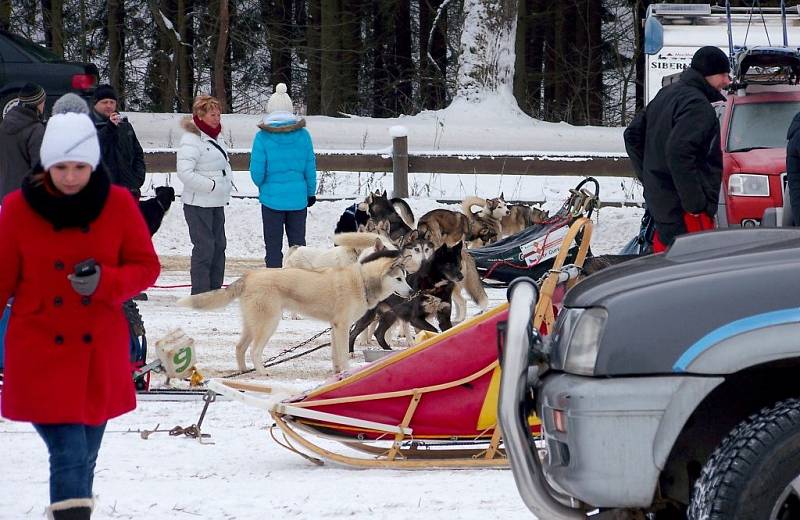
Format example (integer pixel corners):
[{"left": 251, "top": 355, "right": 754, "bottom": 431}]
[
  {"left": 93, "top": 84, "right": 117, "bottom": 103},
  {"left": 690, "top": 46, "right": 731, "bottom": 77},
  {"left": 18, "top": 82, "right": 46, "bottom": 107}
]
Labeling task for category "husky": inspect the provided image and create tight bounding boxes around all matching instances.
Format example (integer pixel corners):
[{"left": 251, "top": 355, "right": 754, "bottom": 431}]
[
  {"left": 417, "top": 208, "right": 469, "bottom": 248},
  {"left": 501, "top": 203, "right": 550, "bottom": 237},
  {"left": 349, "top": 242, "right": 464, "bottom": 351},
  {"left": 451, "top": 250, "right": 489, "bottom": 322},
  {"left": 391, "top": 197, "right": 415, "bottom": 229},
  {"left": 282, "top": 232, "right": 394, "bottom": 270},
  {"left": 462, "top": 195, "right": 510, "bottom": 247},
  {"left": 358, "top": 191, "right": 414, "bottom": 240},
  {"left": 177, "top": 250, "right": 412, "bottom": 374}
]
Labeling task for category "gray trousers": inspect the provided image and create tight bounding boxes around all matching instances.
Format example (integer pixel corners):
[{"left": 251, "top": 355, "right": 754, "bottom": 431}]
[{"left": 183, "top": 205, "right": 226, "bottom": 294}]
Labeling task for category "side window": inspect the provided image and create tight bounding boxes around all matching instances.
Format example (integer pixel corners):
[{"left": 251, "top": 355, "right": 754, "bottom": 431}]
[{"left": 0, "top": 37, "right": 31, "bottom": 63}]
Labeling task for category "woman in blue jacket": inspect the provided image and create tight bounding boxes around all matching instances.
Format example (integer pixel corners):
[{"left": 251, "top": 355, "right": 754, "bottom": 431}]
[{"left": 250, "top": 84, "right": 317, "bottom": 267}]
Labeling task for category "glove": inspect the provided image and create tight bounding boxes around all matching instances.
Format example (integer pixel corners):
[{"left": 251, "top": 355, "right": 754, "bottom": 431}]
[
  {"left": 68, "top": 266, "right": 101, "bottom": 296},
  {"left": 307, "top": 196, "right": 317, "bottom": 207}
]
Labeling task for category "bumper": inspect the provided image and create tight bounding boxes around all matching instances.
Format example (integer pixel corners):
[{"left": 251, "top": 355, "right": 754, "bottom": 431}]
[{"left": 538, "top": 373, "right": 716, "bottom": 508}]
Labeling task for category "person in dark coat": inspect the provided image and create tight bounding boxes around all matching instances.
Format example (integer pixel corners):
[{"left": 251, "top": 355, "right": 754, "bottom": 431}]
[
  {"left": 0, "top": 110, "right": 160, "bottom": 519},
  {"left": 0, "top": 82, "right": 46, "bottom": 201},
  {"left": 624, "top": 46, "right": 731, "bottom": 251},
  {"left": 785, "top": 113, "right": 800, "bottom": 225},
  {"left": 90, "top": 84, "right": 146, "bottom": 198}
]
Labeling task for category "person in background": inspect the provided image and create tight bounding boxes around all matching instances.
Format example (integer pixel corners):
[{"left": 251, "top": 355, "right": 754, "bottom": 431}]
[
  {"left": 250, "top": 83, "right": 317, "bottom": 268},
  {"left": 177, "top": 94, "right": 232, "bottom": 294},
  {"left": 624, "top": 46, "right": 731, "bottom": 252},
  {"left": 90, "top": 84, "right": 146, "bottom": 198},
  {"left": 0, "top": 106, "right": 160, "bottom": 520},
  {"left": 0, "top": 82, "right": 46, "bottom": 201},
  {"left": 786, "top": 113, "right": 800, "bottom": 225}
]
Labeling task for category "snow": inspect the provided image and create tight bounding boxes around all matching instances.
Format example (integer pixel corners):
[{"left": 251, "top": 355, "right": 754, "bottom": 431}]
[{"left": 0, "top": 99, "right": 643, "bottom": 518}]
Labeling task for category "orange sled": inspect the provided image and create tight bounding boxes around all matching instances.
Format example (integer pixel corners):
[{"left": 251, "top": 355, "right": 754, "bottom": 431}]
[{"left": 209, "top": 218, "right": 593, "bottom": 468}]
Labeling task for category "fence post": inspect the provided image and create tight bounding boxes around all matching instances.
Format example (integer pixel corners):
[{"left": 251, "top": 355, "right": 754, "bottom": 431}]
[{"left": 390, "top": 126, "right": 409, "bottom": 198}]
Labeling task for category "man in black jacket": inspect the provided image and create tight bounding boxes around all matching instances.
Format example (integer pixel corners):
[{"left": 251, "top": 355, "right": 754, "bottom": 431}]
[
  {"left": 624, "top": 46, "right": 731, "bottom": 251},
  {"left": 0, "top": 83, "right": 46, "bottom": 201},
  {"left": 90, "top": 84, "right": 146, "bottom": 198}
]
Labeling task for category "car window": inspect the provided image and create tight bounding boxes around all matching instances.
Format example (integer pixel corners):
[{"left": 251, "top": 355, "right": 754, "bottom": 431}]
[
  {"left": 727, "top": 101, "right": 800, "bottom": 152},
  {"left": 0, "top": 36, "right": 30, "bottom": 63},
  {"left": 2, "top": 32, "right": 60, "bottom": 63}
]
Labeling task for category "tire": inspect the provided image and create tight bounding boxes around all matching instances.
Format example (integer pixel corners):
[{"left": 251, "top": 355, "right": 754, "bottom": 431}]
[
  {"left": 688, "top": 397, "right": 800, "bottom": 520},
  {"left": 0, "top": 93, "right": 19, "bottom": 122}
]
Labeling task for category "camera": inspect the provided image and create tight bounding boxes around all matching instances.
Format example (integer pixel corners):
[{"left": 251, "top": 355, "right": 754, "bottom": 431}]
[{"left": 73, "top": 258, "right": 97, "bottom": 277}]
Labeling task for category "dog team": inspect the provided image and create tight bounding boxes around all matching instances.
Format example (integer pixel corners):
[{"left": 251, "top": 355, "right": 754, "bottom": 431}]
[{"left": 179, "top": 190, "right": 550, "bottom": 375}]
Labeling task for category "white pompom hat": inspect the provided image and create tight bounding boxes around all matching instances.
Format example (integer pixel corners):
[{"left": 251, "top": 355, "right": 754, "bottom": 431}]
[
  {"left": 266, "top": 83, "right": 294, "bottom": 115},
  {"left": 40, "top": 112, "right": 100, "bottom": 170}
]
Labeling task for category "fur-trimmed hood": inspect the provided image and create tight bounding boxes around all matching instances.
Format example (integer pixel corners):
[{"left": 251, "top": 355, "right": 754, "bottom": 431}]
[
  {"left": 180, "top": 115, "right": 201, "bottom": 136},
  {"left": 257, "top": 117, "right": 306, "bottom": 133}
]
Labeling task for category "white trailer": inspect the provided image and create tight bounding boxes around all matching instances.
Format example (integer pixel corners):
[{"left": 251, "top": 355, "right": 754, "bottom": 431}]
[{"left": 644, "top": 4, "right": 800, "bottom": 103}]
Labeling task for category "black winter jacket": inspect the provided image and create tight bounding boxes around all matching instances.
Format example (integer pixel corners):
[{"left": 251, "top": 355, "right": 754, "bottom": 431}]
[
  {"left": 0, "top": 105, "right": 45, "bottom": 201},
  {"left": 91, "top": 110, "right": 146, "bottom": 196},
  {"left": 785, "top": 113, "right": 800, "bottom": 225},
  {"left": 624, "top": 67, "right": 724, "bottom": 246}
]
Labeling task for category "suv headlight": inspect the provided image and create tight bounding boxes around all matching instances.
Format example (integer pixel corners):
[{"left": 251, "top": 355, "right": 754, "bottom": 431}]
[
  {"left": 563, "top": 307, "right": 608, "bottom": 376},
  {"left": 728, "top": 174, "right": 770, "bottom": 197}
]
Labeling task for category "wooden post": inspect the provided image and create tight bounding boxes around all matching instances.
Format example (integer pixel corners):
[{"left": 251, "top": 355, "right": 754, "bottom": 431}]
[{"left": 391, "top": 126, "right": 409, "bottom": 198}]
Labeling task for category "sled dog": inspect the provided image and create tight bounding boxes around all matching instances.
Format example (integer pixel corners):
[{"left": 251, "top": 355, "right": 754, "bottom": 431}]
[
  {"left": 177, "top": 250, "right": 412, "bottom": 374},
  {"left": 334, "top": 203, "right": 370, "bottom": 234},
  {"left": 350, "top": 242, "right": 464, "bottom": 351},
  {"left": 359, "top": 191, "right": 414, "bottom": 240},
  {"left": 417, "top": 208, "right": 469, "bottom": 248},
  {"left": 501, "top": 203, "right": 550, "bottom": 237},
  {"left": 462, "top": 195, "right": 510, "bottom": 247},
  {"left": 283, "top": 232, "right": 395, "bottom": 270}
]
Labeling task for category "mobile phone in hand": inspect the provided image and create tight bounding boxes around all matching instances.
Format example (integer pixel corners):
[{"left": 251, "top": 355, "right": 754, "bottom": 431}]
[{"left": 74, "top": 258, "right": 97, "bottom": 277}]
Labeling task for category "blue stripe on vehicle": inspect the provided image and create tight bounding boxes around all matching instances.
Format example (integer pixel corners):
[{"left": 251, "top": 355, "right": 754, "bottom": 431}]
[{"left": 672, "top": 308, "right": 800, "bottom": 373}]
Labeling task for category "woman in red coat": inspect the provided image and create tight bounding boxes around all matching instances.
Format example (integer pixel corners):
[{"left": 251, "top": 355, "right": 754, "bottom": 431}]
[{"left": 0, "top": 110, "right": 160, "bottom": 519}]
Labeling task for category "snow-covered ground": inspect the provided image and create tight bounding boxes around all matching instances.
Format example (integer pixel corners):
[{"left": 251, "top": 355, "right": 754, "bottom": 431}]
[{"left": 1, "top": 99, "right": 643, "bottom": 518}]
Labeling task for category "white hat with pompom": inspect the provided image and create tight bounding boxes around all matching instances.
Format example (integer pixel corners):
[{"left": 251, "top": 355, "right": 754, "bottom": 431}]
[{"left": 266, "top": 83, "right": 294, "bottom": 115}]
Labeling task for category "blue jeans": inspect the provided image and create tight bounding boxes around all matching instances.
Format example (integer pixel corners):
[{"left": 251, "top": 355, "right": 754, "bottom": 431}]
[
  {"left": 261, "top": 205, "right": 307, "bottom": 267},
  {"left": 33, "top": 423, "right": 107, "bottom": 503}
]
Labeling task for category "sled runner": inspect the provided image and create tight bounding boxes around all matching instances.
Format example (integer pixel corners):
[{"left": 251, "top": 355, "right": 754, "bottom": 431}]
[
  {"left": 470, "top": 177, "right": 599, "bottom": 286},
  {"left": 208, "top": 216, "right": 594, "bottom": 468}
]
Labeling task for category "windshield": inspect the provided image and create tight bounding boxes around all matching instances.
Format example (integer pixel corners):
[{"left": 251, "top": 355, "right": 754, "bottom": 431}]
[
  {"left": 727, "top": 101, "right": 800, "bottom": 152},
  {"left": 4, "top": 32, "right": 61, "bottom": 63}
]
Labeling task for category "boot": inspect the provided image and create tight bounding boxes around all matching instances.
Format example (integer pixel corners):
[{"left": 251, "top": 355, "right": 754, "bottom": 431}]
[{"left": 46, "top": 498, "right": 94, "bottom": 520}]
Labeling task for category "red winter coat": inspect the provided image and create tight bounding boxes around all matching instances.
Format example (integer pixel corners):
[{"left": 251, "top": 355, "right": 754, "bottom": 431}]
[{"left": 0, "top": 171, "right": 160, "bottom": 425}]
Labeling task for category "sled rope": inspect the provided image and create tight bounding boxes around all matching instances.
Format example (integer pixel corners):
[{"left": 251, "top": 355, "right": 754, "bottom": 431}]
[{"left": 221, "top": 327, "right": 333, "bottom": 379}]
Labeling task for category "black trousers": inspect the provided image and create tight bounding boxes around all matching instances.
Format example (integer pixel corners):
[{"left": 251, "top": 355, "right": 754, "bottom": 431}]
[
  {"left": 183, "top": 205, "right": 226, "bottom": 294},
  {"left": 261, "top": 205, "right": 307, "bottom": 268}
]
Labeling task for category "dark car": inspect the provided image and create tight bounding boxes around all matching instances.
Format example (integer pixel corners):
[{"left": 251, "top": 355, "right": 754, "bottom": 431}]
[{"left": 0, "top": 30, "right": 98, "bottom": 120}]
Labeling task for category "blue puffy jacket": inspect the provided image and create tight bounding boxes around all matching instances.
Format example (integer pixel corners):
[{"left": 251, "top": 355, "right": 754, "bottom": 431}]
[{"left": 249, "top": 117, "right": 317, "bottom": 211}]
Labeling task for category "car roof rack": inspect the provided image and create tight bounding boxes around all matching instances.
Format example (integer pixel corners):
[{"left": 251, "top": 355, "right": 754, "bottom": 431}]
[{"left": 732, "top": 46, "right": 800, "bottom": 87}]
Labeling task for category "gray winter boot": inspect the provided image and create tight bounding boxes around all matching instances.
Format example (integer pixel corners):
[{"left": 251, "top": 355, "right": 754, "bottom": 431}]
[{"left": 46, "top": 498, "right": 94, "bottom": 520}]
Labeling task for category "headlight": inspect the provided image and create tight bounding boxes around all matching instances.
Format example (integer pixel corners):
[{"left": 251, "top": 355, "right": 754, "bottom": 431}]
[
  {"left": 728, "top": 174, "right": 770, "bottom": 197},
  {"left": 563, "top": 307, "right": 608, "bottom": 376}
]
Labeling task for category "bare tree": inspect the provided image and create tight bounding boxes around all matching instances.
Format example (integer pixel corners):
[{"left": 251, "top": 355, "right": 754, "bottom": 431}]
[
  {"left": 213, "top": 0, "right": 229, "bottom": 111},
  {"left": 41, "top": 0, "right": 64, "bottom": 57},
  {"left": 108, "top": 0, "right": 126, "bottom": 105}
]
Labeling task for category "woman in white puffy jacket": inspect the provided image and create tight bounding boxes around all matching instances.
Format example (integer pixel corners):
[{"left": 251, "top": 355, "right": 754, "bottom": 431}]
[{"left": 177, "top": 95, "right": 233, "bottom": 294}]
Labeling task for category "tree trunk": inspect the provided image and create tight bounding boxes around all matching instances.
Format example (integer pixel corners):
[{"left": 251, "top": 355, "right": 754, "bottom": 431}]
[
  {"left": 419, "top": 0, "right": 447, "bottom": 110},
  {"left": 145, "top": 0, "right": 179, "bottom": 111},
  {"left": 263, "top": 0, "right": 293, "bottom": 90},
  {"left": 41, "top": 0, "right": 65, "bottom": 58},
  {"left": 213, "top": 0, "right": 229, "bottom": 111},
  {"left": 0, "top": 0, "right": 10, "bottom": 31},
  {"left": 586, "top": 0, "right": 603, "bottom": 125},
  {"left": 455, "top": 0, "right": 519, "bottom": 103},
  {"left": 108, "top": 0, "right": 126, "bottom": 106},
  {"left": 306, "top": 0, "right": 322, "bottom": 114},
  {"left": 176, "top": 0, "right": 194, "bottom": 112},
  {"left": 320, "top": 0, "right": 340, "bottom": 115}
]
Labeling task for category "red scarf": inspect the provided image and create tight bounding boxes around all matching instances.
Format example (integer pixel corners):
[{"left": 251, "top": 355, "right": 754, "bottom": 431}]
[{"left": 193, "top": 115, "right": 221, "bottom": 140}]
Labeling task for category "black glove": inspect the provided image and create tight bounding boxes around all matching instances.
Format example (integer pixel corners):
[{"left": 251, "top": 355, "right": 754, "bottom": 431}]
[
  {"left": 68, "top": 266, "right": 101, "bottom": 296},
  {"left": 307, "top": 196, "right": 317, "bottom": 207}
]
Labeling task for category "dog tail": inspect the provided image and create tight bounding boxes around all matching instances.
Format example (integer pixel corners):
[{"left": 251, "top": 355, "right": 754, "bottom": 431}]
[
  {"left": 176, "top": 277, "right": 246, "bottom": 310},
  {"left": 461, "top": 250, "right": 489, "bottom": 311},
  {"left": 283, "top": 245, "right": 301, "bottom": 267},
  {"left": 334, "top": 232, "right": 390, "bottom": 250},
  {"left": 391, "top": 198, "right": 416, "bottom": 228},
  {"left": 462, "top": 196, "right": 488, "bottom": 217}
]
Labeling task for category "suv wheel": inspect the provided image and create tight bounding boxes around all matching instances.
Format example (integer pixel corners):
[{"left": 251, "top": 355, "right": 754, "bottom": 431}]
[
  {"left": 689, "top": 398, "right": 800, "bottom": 519},
  {"left": 0, "top": 93, "right": 19, "bottom": 121}
]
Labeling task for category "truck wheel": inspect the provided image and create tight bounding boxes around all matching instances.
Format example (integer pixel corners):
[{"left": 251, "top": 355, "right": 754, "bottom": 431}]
[
  {"left": 0, "top": 93, "right": 19, "bottom": 121},
  {"left": 688, "top": 398, "right": 800, "bottom": 520}
]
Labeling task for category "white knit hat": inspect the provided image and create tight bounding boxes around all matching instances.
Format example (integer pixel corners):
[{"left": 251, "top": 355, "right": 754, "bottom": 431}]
[
  {"left": 266, "top": 83, "right": 294, "bottom": 115},
  {"left": 40, "top": 112, "right": 100, "bottom": 170}
]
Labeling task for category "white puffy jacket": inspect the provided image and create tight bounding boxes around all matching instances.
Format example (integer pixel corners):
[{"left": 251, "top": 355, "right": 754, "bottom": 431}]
[{"left": 176, "top": 116, "right": 233, "bottom": 207}]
